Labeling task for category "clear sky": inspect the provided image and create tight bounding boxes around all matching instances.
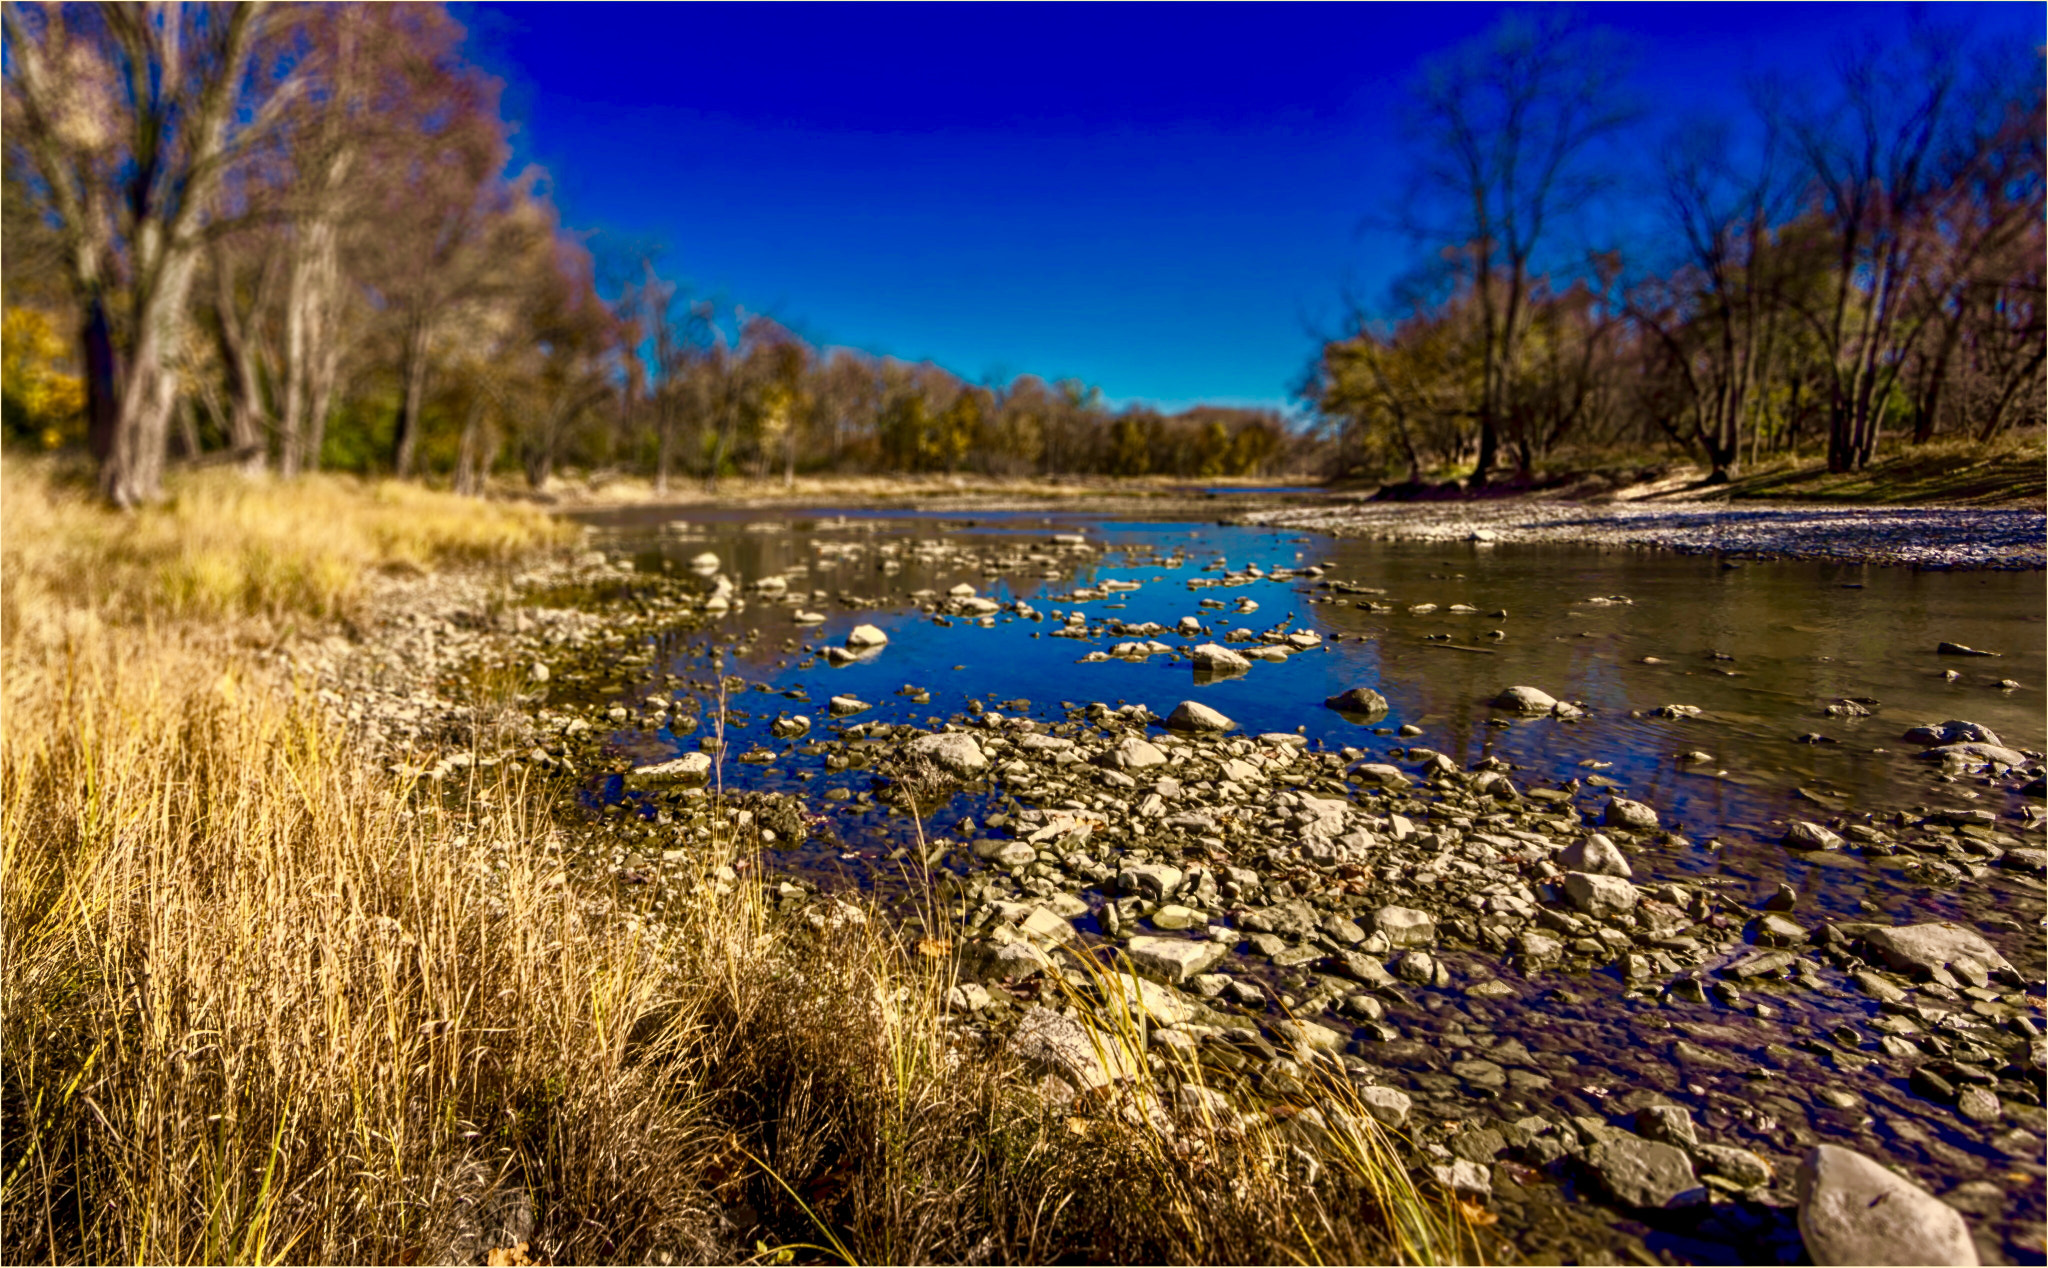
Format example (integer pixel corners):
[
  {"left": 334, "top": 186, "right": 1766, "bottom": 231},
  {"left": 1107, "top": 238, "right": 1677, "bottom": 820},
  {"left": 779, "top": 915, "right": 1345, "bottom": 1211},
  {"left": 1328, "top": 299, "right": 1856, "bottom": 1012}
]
[{"left": 455, "top": 3, "right": 2042, "bottom": 414}]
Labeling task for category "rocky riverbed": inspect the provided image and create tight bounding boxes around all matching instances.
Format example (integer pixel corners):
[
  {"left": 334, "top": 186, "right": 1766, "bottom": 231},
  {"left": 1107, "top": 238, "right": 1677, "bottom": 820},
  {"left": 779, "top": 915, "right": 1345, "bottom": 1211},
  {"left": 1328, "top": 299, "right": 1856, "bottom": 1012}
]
[
  {"left": 280, "top": 514, "right": 2046, "bottom": 1266},
  {"left": 1241, "top": 500, "right": 2048, "bottom": 570}
]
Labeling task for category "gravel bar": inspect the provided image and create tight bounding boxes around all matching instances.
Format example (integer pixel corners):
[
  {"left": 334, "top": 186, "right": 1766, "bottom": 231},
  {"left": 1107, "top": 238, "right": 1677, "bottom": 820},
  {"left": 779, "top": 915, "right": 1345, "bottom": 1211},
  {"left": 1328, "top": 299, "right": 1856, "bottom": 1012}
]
[{"left": 1242, "top": 500, "right": 2047, "bottom": 570}]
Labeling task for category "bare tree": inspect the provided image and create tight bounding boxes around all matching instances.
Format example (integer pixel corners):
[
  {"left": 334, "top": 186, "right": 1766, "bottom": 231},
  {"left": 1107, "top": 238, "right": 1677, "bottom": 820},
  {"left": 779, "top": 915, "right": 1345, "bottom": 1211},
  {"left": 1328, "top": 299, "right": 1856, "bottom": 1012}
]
[
  {"left": 1400, "top": 9, "right": 1636, "bottom": 484},
  {"left": 3, "top": 1, "right": 300, "bottom": 504},
  {"left": 1629, "top": 114, "right": 1796, "bottom": 480},
  {"left": 1782, "top": 23, "right": 1998, "bottom": 470}
]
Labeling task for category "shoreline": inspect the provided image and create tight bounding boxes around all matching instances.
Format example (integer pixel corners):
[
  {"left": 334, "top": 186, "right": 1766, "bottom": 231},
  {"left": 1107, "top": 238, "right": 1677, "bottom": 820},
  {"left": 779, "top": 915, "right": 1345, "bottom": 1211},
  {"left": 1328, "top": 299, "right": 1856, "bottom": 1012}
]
[{"left": 1239, "top": 498, "right": 2048, "bottom": 570}]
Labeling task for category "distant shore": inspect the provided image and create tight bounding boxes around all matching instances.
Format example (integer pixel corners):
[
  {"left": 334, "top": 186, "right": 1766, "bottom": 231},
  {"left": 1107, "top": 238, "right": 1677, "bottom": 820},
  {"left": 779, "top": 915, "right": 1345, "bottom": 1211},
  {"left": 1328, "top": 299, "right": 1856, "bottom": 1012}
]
[{"left": 1239, "top": 498, "right": 2047, "bottom": 570}]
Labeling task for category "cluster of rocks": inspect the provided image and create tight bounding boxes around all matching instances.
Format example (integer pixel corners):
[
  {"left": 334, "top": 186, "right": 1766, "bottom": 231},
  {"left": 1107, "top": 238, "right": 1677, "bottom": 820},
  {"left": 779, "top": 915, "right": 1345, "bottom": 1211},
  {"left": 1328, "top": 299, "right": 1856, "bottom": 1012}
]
[{"left": 287, "top": 523, "right": 2046, "bottom": 1265}]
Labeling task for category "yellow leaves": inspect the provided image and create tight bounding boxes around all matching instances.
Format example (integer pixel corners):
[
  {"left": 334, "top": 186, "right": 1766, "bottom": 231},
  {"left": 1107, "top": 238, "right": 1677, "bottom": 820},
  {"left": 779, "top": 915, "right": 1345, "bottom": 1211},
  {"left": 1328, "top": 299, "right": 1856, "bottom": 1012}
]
[
  {"left": 485, "top": 1241, "right": 540, "bottom": 1266},
  {"left": 1454, "top": 1195, "right": 1498, "bottom": 1227},
  {"left": 2, "top": 305, "right": 85, "bottom": 450},
  {"left": 915, "top": 937, "right": 952, "bottom": 959}
]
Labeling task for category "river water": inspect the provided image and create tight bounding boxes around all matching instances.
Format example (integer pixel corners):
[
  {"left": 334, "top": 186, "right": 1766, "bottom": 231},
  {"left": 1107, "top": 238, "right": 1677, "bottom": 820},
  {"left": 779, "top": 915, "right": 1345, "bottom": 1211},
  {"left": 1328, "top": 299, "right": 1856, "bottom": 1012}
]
[{"left": 563, "top": 503, "right": 2046, "bottom": 1263}]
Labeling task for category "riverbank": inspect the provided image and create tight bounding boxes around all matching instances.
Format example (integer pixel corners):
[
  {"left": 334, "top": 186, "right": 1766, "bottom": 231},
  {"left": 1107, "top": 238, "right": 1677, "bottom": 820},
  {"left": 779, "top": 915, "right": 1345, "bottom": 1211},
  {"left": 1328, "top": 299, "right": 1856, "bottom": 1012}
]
[
  {"left": 306, "top": 502, "right": 2044, "bottom": 1265},
  {"left": 0, "top": 462, "right": 1449, "bottom": 1266},
  {"left": 1240, "top": 500, "right": 2048, "bottom": 570}
]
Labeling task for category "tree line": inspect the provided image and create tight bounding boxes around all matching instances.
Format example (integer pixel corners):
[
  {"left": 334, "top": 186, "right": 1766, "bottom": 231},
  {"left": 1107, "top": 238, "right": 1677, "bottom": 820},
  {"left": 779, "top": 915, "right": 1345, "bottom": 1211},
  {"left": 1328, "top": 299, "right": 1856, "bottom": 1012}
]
[
  {"left": 1304, "top": 12, "right": 2044, "bottom": 484},
  {"left": 1, "top": 2, "right": 1289, "bottom": 505}
]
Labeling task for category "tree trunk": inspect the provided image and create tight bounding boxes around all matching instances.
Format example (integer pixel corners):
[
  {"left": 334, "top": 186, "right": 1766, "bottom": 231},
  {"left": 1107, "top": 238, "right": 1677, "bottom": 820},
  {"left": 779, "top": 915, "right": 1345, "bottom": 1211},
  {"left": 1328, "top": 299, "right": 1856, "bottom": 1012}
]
[
  {"left": 653, "top": 400, "right": 673, "bottom": 495},
  {"left": 453, "top": 395, "right": 487, "bottom": 496},
  {"left": 392, "top": 320, "right": 430, "bottom": 477}
]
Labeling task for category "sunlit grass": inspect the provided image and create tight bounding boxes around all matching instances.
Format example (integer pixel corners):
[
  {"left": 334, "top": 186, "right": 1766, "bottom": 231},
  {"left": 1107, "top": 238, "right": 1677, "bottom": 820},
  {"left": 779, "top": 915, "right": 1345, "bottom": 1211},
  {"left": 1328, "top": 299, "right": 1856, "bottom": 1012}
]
[
  {"left": 2, "top": 457, "right": 572, "bottom": 647},
  {"left": 0, "top": 459, "right": 1459, "bottom": 1264}
]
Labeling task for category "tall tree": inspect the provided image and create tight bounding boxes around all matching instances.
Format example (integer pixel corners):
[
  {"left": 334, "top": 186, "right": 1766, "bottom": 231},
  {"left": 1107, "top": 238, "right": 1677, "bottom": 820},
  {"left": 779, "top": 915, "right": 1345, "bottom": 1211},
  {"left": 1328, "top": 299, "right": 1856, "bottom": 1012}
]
[
  {"left": 1400, "top": 9, "right": 1635, "bottom": 484},
  {"left": 3, "top": 1, "right": 300, "bottom": 504}
]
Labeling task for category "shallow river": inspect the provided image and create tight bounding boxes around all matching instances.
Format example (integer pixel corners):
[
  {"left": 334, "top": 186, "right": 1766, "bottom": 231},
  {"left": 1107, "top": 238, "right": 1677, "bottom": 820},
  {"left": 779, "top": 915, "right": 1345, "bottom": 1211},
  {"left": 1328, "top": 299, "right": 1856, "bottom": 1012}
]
[{"left": 563, "top": 504, "right": 2045, "bottom": 1264}]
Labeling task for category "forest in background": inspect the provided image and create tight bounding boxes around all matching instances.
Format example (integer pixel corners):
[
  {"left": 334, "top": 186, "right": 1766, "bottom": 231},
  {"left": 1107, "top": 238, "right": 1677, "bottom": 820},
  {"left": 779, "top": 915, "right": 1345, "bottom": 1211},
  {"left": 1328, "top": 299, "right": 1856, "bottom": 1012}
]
[
  {"left": 1, "top": 4, "right": 2041, "bottom": 506},
  {"left": 0, "top": 2, "right": 1287, "bottom": 505},
  {"left": 1304, "top": 11, "right": 2043, "bottom": 486}
]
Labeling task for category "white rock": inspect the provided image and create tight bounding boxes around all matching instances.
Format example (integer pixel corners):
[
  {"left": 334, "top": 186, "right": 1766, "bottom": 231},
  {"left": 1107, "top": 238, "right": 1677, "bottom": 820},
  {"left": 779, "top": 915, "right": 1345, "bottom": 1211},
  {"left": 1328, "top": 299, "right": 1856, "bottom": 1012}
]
[
  {"left": 1563, "top": 871, "right": 1639, "bottom": 916},
  {"left": 1494, "top": 685, "right": 1557, "bottom": 713},
  {"left": 1191, "top": 643, "right": 1251, "bottom": 672},
  {"left": 1357, "top": 1084, "right": 1413, "bottom": 1129},
  {"left": 1559, "top": 833, "right": 1632, "bottom": 878},
  {"left": 907, "top": 731, "right": 988, "bottom": 775},
  {"left": 1108, "top": 737, "right": 1169, "bottom": 769},
  {"left": 628, "top": 752, "right": 712, "bottom": 785},
  {"left": 845, "top": 623, "right": 889, "bottom": 649},
  {"left": 1125, "top": 935, "right": 1226, "bottom": 984},
  {"left": 1603, "top": 797, "right": 1660, "bottom": 831},
  {"left": 1166, "top": 700, "right": 1235, "bottom": 732},
  {"left": 1367, "top": 906, "right": 1436, "bottom": 947},
  {"left": 1119, "top": 862, "right": 1184, "bottom": 900},
  {"left": 1796, "top": 1144, "right": 1978, "bottom": 1266}
]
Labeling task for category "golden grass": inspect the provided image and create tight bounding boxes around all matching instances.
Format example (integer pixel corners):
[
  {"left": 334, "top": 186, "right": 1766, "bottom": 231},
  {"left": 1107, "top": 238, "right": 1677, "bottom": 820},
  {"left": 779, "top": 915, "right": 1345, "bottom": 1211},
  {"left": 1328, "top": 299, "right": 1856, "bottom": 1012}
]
[
  {"left": 0, "top": 460, "right": 1457, "bottom": 1265},
  {"left": 2, "top": 457, "right": 572, "bottom": 647}
]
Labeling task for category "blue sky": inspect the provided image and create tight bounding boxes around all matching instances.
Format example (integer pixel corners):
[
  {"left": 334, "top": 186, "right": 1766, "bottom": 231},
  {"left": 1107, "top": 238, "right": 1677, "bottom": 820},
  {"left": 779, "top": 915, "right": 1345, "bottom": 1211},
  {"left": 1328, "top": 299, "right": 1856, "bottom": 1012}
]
[{"left": 456, "top": 3, "right": 2042, "bottom": 414}]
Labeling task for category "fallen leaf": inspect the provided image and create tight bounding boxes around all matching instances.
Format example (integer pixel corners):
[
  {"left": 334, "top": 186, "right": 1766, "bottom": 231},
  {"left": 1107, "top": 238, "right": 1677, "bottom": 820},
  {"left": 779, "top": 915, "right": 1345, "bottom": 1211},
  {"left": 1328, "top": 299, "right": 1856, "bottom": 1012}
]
[
  {"left": 917, "top": 937, "right": 952, "bottom": 958},
  {"left": 485, "top": 1241, "right": 538, "bottom": 1266},
  {"left": 1454, "top": 1197, "right": 1498, "bottom": 1227}
]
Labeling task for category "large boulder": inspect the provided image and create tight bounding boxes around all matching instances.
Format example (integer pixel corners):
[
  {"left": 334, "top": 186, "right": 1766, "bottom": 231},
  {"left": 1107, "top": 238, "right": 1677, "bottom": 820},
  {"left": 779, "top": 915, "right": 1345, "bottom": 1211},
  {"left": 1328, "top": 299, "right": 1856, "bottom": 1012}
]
[
  {"left": 1324, "top": 686, "right": 1390, "bottom": 717},
  {"left": 845, "top": 623, "right": 889, "bottom": 649},
  {"left": 1603, "top": 797, "right": 1660, "bottom": 831},
  {"left": 1125, "top": 935, "right": 1226, "bottom": 984},
  {"left": 1006, "top": 1006, "right": 1136, "bottom": 1091},
  {"left": 1903, "top": 720, "right": 2003, "bottom": 747},
  {"left": 1366, "top": 906, "right": 1436, "bottom": 948},
  {"left": 1559, "top": 833, "right": 1632, "bottom": 878},
  {"left": 1563, "top": 871, "right": 1639, "bottom": 917},
  {"left": 906, "top": 731, "right": 988, "bottom": 775},
  {"left": 1166, "top": 700, "right": 1236, "bottom": 732},
  {"left": 1585, "top": 1131, "right": 1701, "bottom": 1210},
  {"left": 1118, "top": 862, "right": 1184, "bottom": 901},
  {"left": 1106, "top": 737, "right": 1170, "bottom": 769},
  {"left": 1796, "top": 1144, "right": 1978, "bottom": 1266},
  {"left": 1349, "top": 762, "right": 1412, "bottom": 788},
  {"left": 1918, "top": 741, "right": 2028, "bottom": 768},
  {"left": 1855, "top": 923, "right": 2013, "bottom": 979},
  {"left": 1494, "top": 685, "right": 1558, "bottom": 714},
  {"left": 1191, "top": 643, "right": 1251, "bottom": 673}
]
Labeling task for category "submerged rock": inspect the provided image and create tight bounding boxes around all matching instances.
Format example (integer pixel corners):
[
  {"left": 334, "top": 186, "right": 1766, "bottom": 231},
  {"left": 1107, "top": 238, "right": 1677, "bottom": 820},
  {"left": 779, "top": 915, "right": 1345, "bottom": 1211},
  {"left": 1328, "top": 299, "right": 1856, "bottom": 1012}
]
[
  {"left": 1603, "top": 797, "right": 1660, "bottom": 831},
  {"left": 1494, "top": 685, "right": 1558, "bottom": 714},
  {"left": 1781, "top": 820, "right": 1844, "bottom": 851},
  {"left": 1854, "top": 922, "right": 2013, "bottom": 979},
  {"left": 1324, "top": 686, "right": 1390, "bottom": 717}
]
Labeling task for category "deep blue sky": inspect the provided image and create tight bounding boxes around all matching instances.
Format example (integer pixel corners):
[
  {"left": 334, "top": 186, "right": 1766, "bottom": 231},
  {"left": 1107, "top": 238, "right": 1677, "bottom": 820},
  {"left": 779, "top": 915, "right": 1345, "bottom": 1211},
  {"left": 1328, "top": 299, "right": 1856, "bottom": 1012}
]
[{"left": 456, "top": 3, "right": 2041, "bottom": 413}]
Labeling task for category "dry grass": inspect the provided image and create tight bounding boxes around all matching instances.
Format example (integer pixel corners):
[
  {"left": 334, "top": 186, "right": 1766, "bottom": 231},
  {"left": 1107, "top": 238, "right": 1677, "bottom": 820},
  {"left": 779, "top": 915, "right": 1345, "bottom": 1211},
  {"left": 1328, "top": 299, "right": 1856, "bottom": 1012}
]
[
  {"left": 2, "top": 457, "right": 572, "bottom": 648},
  {"left": 0, "top": 460, "right": 1458, "bottom": 1265}
]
